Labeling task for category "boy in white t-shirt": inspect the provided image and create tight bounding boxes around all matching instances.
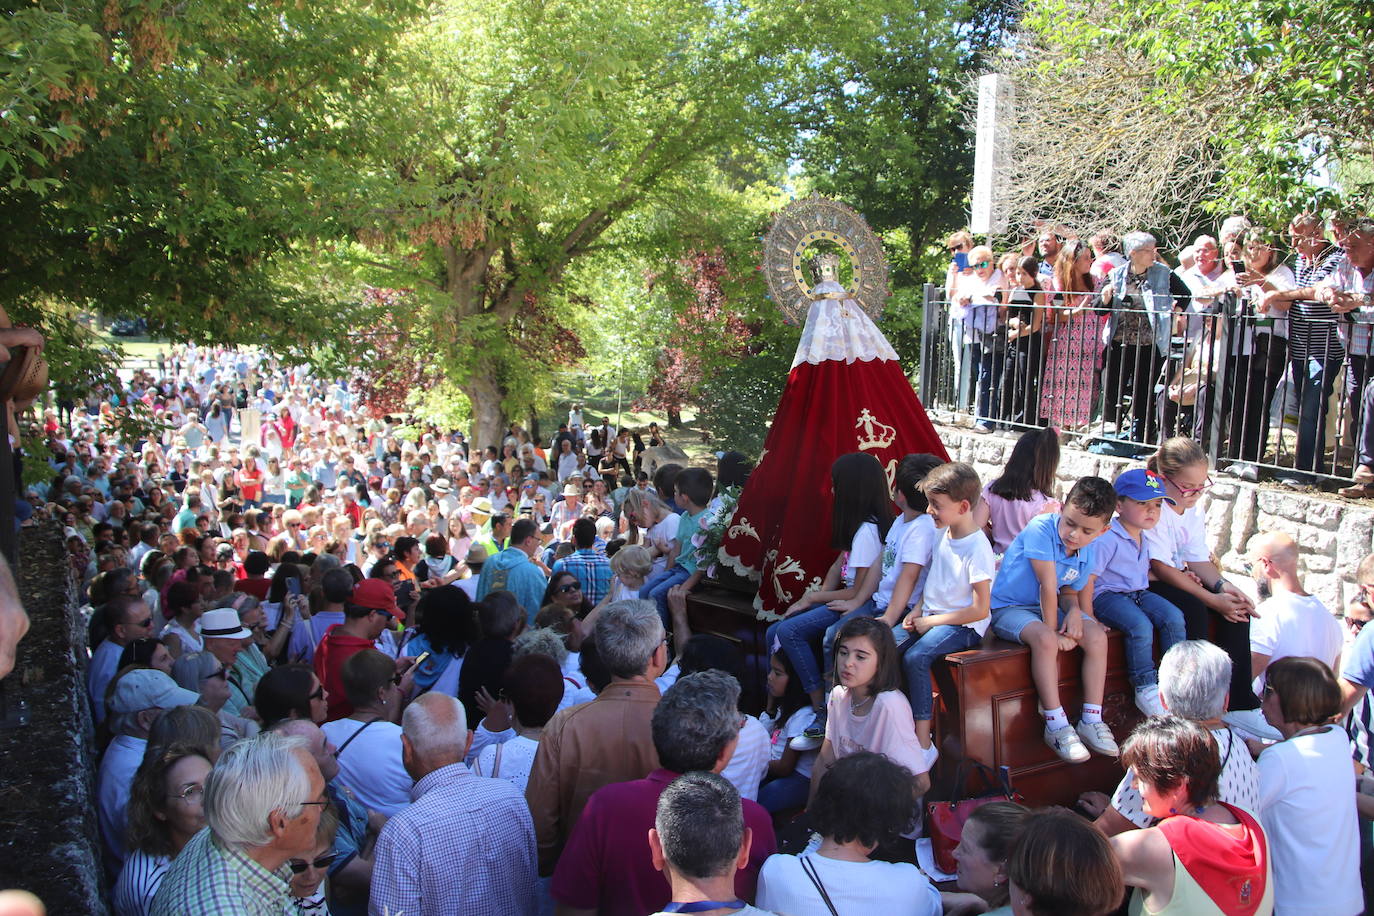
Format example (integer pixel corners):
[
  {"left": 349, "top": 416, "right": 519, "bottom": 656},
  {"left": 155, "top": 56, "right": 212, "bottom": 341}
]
[
  {"left": 1247, "top": 531, "right": 1343, "bottom": 691},
  {"left": 895, "top": 462, "right": 994, "bottom": 767}
]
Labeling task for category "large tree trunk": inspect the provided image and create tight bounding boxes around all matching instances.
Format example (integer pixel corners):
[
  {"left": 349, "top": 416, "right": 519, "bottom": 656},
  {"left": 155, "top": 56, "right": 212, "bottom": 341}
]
[{"left": 462, "top": 368, "right": 508, "bottom": 453}]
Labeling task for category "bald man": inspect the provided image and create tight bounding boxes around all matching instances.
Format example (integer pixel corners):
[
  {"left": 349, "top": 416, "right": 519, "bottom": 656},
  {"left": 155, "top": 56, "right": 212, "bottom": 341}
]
[{"left": 1247, "top": 531, "right": 1343, "bottom": 690}]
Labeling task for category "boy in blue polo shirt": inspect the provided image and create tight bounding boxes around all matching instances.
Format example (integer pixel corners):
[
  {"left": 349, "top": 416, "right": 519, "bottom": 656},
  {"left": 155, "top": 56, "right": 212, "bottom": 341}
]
[
  {"left": 1091, "top": 469, "right": 1186, "bottom": 718},
  {"left": 990, "top": 475, "right": 1118, "bottom": 763}
]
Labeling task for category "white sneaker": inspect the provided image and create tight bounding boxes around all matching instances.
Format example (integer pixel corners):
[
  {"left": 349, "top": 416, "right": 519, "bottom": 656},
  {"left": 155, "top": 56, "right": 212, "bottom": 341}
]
[
  {"left": 1223, "top": 708, "right": 1282, "bottom": 742},
  {"left": 1135, "top": 684, "right": 1166, "bottom": 717},
  {"left": 1044, "top": 723, "right": 1090, "bottom": 763},
  {"left": 919, "top": 740, "right": 939, "bottom": 772},
  {"left": 1076, "top": 720, "right": 1120, "bottom": 757}
]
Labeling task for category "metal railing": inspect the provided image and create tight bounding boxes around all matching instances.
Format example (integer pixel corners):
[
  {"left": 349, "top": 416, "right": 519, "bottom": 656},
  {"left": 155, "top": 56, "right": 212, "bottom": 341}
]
[{"left": 917, "top": 282, "right": 1366, "bottom": 484}]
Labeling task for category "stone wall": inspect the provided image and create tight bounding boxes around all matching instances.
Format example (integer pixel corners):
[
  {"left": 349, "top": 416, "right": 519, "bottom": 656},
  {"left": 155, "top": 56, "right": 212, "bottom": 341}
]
[
  {"left": 0, "top": 524, "right": 107, "bottom": 914},
  {"left": 935, "top": 423, "right": 1374, "bottom": 612}
]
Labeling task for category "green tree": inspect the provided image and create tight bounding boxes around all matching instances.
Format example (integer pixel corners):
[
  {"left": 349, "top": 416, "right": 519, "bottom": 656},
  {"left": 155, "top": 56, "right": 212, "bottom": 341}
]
[
  {"left": 0, "top": 0, "right": 425, "bottom": 355},
  {"left": 346, "top": 0, "right": 917, "bottom": 447},
  {"left": 798, "top": 0, "right": 1019, "bottom": 277},
  {"left": 999, "top": 0, "right": 1374, "bottom": 236}
]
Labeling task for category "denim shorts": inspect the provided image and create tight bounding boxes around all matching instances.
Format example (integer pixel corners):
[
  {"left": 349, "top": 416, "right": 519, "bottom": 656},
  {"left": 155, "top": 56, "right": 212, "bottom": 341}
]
[{"left": 991, "top": 604, "right": 1071, "bottom": 644}]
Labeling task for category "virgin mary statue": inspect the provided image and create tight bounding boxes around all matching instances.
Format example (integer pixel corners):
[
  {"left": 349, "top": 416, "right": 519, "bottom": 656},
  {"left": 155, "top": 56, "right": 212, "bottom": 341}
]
[{"left": 718, "top": 218, "right": 949, "bottom": 617}]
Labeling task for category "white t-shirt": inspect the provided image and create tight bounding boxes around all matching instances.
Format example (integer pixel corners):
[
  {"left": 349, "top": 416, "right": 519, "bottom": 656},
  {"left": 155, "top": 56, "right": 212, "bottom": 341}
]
[
  {"left": 1142, "top": 503, "right": 1210, "bottom": 571},
  {"left": 473, "top": 733, "right": 540, "bottom": 794},
  {"left": 1257, "top": 726, "right": 1361, "bottom": 915},
  {"left": 760, "top": 706, "right": 817, "bottom": 779},
  {"left": 1111, "top": 726, "right": 1260, "bottom": 828},
  {"left": 320, "top": 718, "right": 413, "bottom": 816},
  {"left": 646, "top": 514, "right": 680, "bottom": 575},
  {"left": 873, "top": 514, "right": 936, "bottom": 612},
  {"left": 842, "top": 522, "right": 883, "bottom": 588},
  {"left": 721, "top": 714, "right": 770, "bottom": 802},
  {"left": 757, "top": 853, "right": 941, "bottom": 916},
  {"left": 920, "top": 529, "right": 994, "bottom": 636},
  {"left": 1249, "top": 591, "right": 1343, "bottom": 692}
]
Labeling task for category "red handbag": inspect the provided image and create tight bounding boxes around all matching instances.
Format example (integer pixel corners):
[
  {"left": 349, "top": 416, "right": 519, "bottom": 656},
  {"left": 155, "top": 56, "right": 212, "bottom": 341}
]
[{"left": 926, "top": 761, "right": 1021, "bottom": 874}]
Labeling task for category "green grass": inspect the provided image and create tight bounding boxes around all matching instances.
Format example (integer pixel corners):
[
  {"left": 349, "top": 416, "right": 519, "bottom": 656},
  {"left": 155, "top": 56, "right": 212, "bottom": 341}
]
[{"left": 97, "top": 333, "right": 170, "bottom": 363}]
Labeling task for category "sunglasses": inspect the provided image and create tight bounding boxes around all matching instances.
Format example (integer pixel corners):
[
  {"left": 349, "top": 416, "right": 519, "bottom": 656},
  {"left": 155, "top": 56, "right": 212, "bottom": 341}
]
[
  {"left": 288, "top": 853, "right": 338, "bottom": 874},
  {"left": 375, "top": 608, "right": 396, "bottom": 621},
  {"left": 1348, "top": 616, "right": 1370, "bottom": 632},
  {"left": 974, "top": 261, "right": 992, "bottom": 268},
  {"left": 135, "top": 617, "right": 154, "bottom": 629},
  {"left": 308, "top": 684, "right": 325, "bottom": 701},
  {"left": 557, "top": 583, "right": 581, "bottom": 594},
  {"left": 205, "top": 668, "right": 228, "bottom": 681}
]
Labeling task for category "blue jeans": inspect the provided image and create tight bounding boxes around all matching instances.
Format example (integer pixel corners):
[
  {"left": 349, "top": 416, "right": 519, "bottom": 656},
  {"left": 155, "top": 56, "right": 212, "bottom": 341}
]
[
  {"left": 757, "top": 772, "right": 810, "bottom": 814},
  {"left": 1092, "top": 589, "right": 1186, "bottom": 688},
  {"left": 766, "top": 600, "right": 878, "bottom": 695},
  {"left": 1290, "top": 354, "right": 1343, "bottom": 473},
  {"left": 641, "top": 565, "right": 690, "bottom": 629},
  {"left": 894, "top": 623, "right": 981, "bottom": 721}
]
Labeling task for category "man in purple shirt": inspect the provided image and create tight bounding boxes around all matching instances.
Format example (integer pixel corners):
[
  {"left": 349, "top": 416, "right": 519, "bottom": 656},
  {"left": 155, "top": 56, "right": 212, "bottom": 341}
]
[{"left": 551, "top": 670, "right": 778, "bottom": 916}]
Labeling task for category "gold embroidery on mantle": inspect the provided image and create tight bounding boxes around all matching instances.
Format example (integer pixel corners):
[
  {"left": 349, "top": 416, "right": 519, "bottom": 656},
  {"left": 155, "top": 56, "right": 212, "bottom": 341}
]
[{"left": 855, "top": 408, "right": 896, "bottom": 451}]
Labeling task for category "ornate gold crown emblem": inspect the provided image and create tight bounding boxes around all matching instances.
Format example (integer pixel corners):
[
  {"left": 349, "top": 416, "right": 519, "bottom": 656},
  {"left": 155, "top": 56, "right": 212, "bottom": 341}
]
[{"left": 855, "top": 409, "right": 896, "bottom": 452}]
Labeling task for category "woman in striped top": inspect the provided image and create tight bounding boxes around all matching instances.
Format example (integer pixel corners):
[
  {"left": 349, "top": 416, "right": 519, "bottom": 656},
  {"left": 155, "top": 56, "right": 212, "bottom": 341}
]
[{"left": 113, "top": 746, "right": 212, "bottom": 916}]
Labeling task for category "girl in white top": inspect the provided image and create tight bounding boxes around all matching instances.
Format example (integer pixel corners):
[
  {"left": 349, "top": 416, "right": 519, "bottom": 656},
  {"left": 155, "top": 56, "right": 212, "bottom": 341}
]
[
  {"left": 758, "top": 751, "right": 940, "bottom": 916},
  {"left": 1143, "top": 438, "right": 1266, "bottom": 738},
  {"left": 472, "top": 654, "right": 566, "bottom": 794},
  {"left": 757, "top": 649, "right": 818, "bottom": 814},
  {"left": 1254, "top": 656, "right": 1361, "bottom": 916},
  {"left": 771, "top": 453, "right": 892, "bottom": 733}
]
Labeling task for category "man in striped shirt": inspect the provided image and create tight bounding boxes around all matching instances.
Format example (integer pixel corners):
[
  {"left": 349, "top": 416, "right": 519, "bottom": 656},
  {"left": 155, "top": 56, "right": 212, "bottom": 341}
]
[{"left": 1261, "top": 213, "right": 1347, "bottom": 481}]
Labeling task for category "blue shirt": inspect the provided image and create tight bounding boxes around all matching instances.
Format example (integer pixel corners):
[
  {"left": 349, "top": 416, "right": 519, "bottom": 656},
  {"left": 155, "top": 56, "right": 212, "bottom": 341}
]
[
  {"left": 1091, "top": 518, "right": 1151, "bottom": 594},
  {"left": 553, "top": 549, "right": 614, "bottom": 605},
  {"left": 990, "top": 513, "right": 1098, "bottom": 609}
]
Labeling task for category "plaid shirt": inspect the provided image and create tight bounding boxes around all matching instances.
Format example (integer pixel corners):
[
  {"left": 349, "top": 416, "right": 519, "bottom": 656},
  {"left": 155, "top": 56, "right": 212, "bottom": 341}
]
[
  {"left": 150, "top": 828, "right": 293, "bottom": 916},
  {"left": 369, "top": 762, "right": 538, "bottom": 916},
  {"left": 552, "top": 549, "right": 614, "bottom": 605}
]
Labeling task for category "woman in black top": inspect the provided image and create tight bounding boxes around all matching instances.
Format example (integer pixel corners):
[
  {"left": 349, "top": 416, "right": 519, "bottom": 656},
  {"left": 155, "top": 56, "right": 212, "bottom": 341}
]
[{"left": 1000, "top": 254, "right": 1048, "bottom": 429}]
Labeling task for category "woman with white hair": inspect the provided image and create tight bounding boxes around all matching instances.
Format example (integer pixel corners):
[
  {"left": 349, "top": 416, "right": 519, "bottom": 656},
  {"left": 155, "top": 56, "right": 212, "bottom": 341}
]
[
  {"left": 1098, "top": 231, "right": 1191, "bottom": 445},
  {"left": 171, "top": 650, "right": 260, "bottom": 748},
  {"left": 953, "top": 245, "right": 1007, "bottom": 432},
  {"left": 1078, "top": 640, "right": 1260, "bottom": 835}
]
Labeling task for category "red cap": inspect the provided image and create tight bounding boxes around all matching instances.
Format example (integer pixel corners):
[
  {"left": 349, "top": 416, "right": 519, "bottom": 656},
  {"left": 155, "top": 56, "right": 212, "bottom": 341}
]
[{"left": 352, "top": 578, "right": 403, "bottom": 619}]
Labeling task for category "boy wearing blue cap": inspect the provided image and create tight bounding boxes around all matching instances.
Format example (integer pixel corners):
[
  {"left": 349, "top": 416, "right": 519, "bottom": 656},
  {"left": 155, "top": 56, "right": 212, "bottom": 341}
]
[
  {"left": 989, "top": 476, "right": 1119, "bottom": 763},
  {"left": 1091, "top": 469, "right": 1186, "bottom": 717}
]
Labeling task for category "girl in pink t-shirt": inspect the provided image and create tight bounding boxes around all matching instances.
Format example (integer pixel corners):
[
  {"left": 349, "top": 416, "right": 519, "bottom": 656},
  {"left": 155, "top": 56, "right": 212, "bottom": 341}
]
[
  {"left": 982, "top": 427, "right": 1061, "bottom": 554},
  {"left": 810, "top": 617, "right": 931, "bottom": 810}
]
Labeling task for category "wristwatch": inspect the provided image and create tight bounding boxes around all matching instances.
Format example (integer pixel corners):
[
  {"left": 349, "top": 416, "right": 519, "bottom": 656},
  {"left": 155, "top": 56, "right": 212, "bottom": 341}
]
[{"left": 1210, "top": 578, "right": 1227, "bottom": 594}]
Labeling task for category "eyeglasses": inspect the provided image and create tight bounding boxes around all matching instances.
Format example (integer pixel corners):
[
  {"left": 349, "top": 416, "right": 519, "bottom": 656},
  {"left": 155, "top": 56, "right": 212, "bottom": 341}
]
[
  {"left": 1163, "top": 472, "right": 1213, "bottom": 497},
  {"left": 135, "top": 617, "right": 154, "bottom": 629},
  {"left": 557, "top": 583, "right": 581, "bottom": 594},
  {"left": 1260, "top": 682, "right": 1276, "bottom": 700},
  {"left": 205, "top": 668, "right": 228, "bottom": 681},
  {"left": 168, "top": 783, "right": 205, "bottom": 803},
  {"left": 288, "top": 853, "right": 338, "bottom": 874},
  {"left": 308, "top": 684, "right": 326, "bottom": 701}
]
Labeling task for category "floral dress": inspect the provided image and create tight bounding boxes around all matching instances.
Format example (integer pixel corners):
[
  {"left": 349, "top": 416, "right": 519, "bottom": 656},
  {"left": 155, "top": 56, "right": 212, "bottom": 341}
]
[{"left": 1039, "top": 286, "right": 1105, "bottom": 429}]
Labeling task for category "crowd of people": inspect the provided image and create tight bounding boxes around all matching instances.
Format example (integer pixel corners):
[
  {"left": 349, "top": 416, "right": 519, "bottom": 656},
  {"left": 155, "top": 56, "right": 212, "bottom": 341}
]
[
  {"left": 19, "top": 332, "right": 1374, "bottom": 916},
  {"left": 942, "top": 214, "right": 1374, "bottom": 493}
]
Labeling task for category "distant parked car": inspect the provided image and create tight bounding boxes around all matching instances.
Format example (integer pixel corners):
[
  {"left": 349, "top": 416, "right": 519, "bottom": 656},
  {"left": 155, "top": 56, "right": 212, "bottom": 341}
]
[{"left": 110, "top": 317, "right": 147, "bottom": 336}]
